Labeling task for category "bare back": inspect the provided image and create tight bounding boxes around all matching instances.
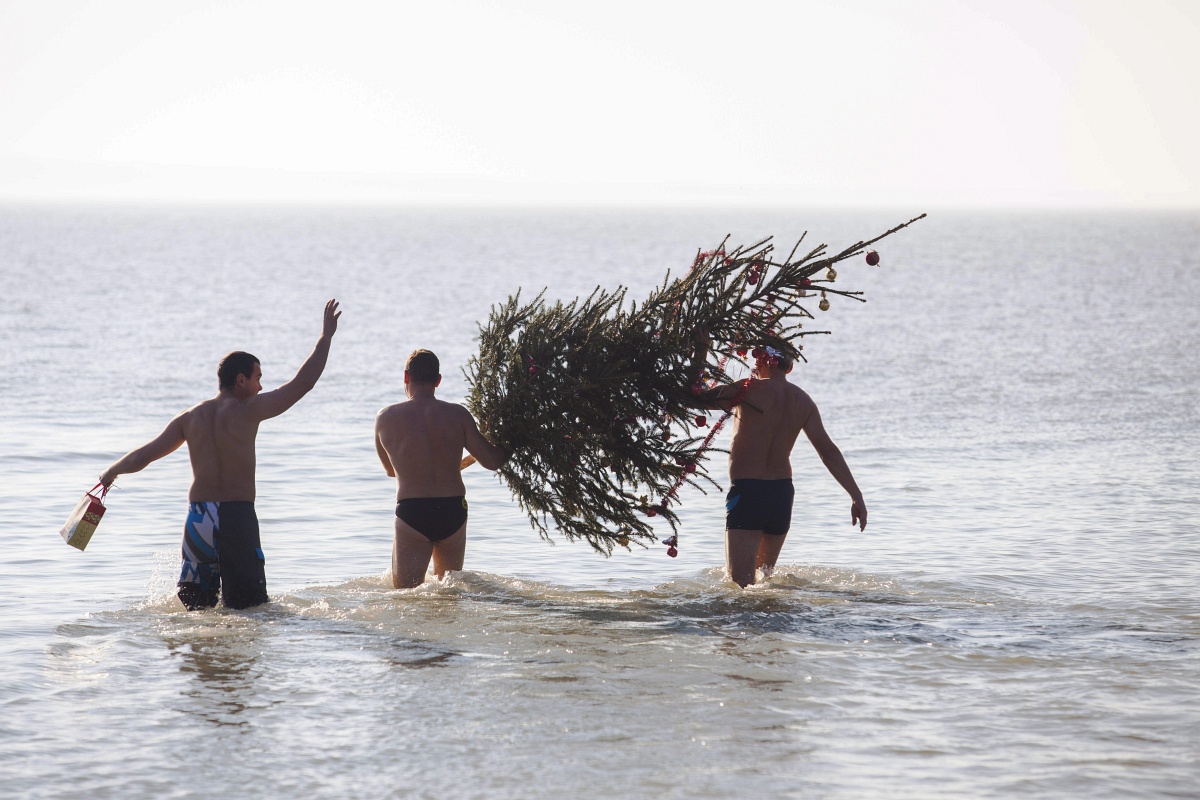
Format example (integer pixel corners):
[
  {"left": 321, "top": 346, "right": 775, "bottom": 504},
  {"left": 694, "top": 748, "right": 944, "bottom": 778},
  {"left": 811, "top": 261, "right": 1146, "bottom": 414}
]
[
  {"left": 728, "top": 376, "right": 814, "bottom": 480},
  {"left": 179, "top": 396, "right": 261, "bottom": 502},
  {"left": 375, "top": 397, "right": 473, "bottom": 500}
]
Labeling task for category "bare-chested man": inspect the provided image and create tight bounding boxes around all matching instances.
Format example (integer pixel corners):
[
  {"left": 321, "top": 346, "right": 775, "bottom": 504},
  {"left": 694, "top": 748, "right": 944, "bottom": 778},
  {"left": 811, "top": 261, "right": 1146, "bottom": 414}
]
[
  {"left": 699, "top": 343, "right": 867, "bottom": 587},
  {"left": 99, "top": 299, "right": 341, "bottom": 610},
  {"left": 374, "top": 350, "right": 507, "bottom": 589}
]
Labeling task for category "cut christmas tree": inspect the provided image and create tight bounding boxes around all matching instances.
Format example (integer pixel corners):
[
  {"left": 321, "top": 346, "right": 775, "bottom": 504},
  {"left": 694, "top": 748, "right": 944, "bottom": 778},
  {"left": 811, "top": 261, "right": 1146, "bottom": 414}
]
[{"left": 466, "top": 214, "right": 925, "bottom": 553}]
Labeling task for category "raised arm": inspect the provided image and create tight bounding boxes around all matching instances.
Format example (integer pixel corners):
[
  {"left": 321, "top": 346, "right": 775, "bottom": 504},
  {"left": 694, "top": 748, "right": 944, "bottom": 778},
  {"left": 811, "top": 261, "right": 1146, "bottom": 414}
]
[
  {"left": 802, "top": 405, "right": 867, "bottom": 531},
  {"left": 99, "top": 414, "right": 187, "bottom": 488},
  {"left": 461, "top": 407, "right": 508, "bottom": 471},
  {"left": 248, "top": 299, "right": 341, "bottom": 422}
]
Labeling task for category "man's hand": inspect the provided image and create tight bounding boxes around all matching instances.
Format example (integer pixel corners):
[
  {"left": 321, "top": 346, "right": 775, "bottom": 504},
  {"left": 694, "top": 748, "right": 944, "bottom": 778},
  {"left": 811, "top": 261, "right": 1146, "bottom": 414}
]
[
  {"left": 323, "top": 299, "right": 341, "bottom": 338},
  {"left": 851, "top": 499, "right": 867, "bottom": 532},
  {"left": 99, "top": 467, "right": 117, "bottom": 489}
]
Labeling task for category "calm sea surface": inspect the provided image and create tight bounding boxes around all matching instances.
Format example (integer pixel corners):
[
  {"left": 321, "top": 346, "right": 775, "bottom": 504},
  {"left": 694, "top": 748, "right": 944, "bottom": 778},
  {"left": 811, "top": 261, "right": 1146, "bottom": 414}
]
[{"left": 1, "top": 206, "right": 1197, "bottom": 798}]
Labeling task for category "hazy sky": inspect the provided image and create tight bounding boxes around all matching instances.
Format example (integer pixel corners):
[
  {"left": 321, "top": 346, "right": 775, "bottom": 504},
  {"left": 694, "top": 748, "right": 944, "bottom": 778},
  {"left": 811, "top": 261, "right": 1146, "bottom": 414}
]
[{"left": 1, "top": 0, "right": 1196, "bottom": 207}]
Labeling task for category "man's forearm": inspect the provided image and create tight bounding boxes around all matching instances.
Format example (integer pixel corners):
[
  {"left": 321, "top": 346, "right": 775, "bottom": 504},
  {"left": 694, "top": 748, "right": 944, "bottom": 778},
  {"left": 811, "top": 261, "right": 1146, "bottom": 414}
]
[
  {"left": 289, "top": 334, "right": 334, "bottom": 395},
  {"left": 820, "top": 449, "right": 863, "bottom": 504},
  {"left": 101, "top": 447, "right": 152, "bottom": 485},
  {"left": 473, "top": 441, "right": 509, "bottom": 471},
  {"left": 693, "top": 385, "right": 734, "bottom": 411},
  {"left": 100, "top": 420, "right": 185, "bottom": 486},
  {"left": 692, "top": 384, "right": 760, "bottom": 413}
]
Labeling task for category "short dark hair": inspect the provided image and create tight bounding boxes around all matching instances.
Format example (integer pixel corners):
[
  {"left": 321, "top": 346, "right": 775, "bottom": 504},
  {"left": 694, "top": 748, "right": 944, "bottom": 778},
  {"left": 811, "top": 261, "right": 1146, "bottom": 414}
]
[
  {"left": 757, "top": 337, "right": 794, "bottom": 373},
  {"left": 218, "top": 351, "right": 260, "bottom": 390},
  {"left": 405, "top": 349, "right": 439, "bottom": 384}
]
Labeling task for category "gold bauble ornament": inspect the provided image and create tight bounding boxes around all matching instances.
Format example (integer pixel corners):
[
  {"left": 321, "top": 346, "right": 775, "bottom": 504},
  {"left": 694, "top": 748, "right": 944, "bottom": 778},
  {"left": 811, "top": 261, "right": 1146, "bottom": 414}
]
[
  {"left": 819, "top": 291, "right": 830, "bottom": 312},
  {"left": 616, "top": 534, "right": 630, "bottom": 547},
  {"left": 826, "top": 267, "right": 837, "bottom": 281}
]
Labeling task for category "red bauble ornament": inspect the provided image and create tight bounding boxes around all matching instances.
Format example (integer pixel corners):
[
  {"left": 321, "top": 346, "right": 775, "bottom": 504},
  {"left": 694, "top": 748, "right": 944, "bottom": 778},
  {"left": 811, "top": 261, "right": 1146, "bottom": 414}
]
[
  {"left": 735, "top": 347, "right": 747, "bottom": 357},
  {"left": 685, "top": 463, "right": 697, "bottom": 473},
  {"left": 647, "top": 508, "right": 657, "bottom": 517},
  {"left": 747, "top": 273, "right": 759, "bottom": 285},
  {"left": 666, "top": 546, "right": 678, "bottom": 558},
  {"left": 694, "top": 415, "right": 707, "bottom": 427},
  {"left": 866, "top": 250, "right": 880, "bottom": 266}
]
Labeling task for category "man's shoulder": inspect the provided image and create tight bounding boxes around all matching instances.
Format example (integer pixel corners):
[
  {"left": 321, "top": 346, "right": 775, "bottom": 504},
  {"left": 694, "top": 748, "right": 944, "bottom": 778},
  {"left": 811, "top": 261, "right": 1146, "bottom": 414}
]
[
  {"left": 375, "top": 402, "right": 411, "bottom": 430},
  {"left": 754, "top": 378, "right": 814, "bottom": 417},
  {"left": 434, "top": 399, "right": 472, "bottom": 425},
  {"left": 784, "top": 381, "right": 815, "bottom": 406},
  {"left": 178, "top": 396, "right": 221, "bottom": 422},
  {"left": 785, "top": 380, "right": 812, "bottom": 399},
  {"left": 783, "top": 383, "right": 818, "bottom": 429},
  {"left": 376, "top": 402, "right": 404, "bottom": 418},
  {"left": 176, "top": 397, "right": 230, "bottom": 441}
]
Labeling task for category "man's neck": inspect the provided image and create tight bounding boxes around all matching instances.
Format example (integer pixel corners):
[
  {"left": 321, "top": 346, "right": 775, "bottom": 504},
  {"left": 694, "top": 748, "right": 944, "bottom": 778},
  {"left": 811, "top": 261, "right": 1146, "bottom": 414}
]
[{"left": 407, "top": 385, "right": 437, "bottom": 400}]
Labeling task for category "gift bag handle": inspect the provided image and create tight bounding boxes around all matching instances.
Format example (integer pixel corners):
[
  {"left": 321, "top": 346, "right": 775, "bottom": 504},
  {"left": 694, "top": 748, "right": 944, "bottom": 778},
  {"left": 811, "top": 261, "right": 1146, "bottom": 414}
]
[{"left": 90, "top": 482, "right": 109, "bottom": 501}]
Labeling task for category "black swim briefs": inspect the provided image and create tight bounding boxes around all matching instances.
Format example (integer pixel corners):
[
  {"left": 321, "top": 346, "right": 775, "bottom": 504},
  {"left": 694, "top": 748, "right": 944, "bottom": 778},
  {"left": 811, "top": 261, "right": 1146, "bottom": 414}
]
[
  {"left": 177, "top": 500, "right": 268, "bottom": 611},
  {"left": 395, "top": 496, "right": 468, "bottom": 542},
  {"left": 725, "top": 479, "right": 795, "bottom": 536}
]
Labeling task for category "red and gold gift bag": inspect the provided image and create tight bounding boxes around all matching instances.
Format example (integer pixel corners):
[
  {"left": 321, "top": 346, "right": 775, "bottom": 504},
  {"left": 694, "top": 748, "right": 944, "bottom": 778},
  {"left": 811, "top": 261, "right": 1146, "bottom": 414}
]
[{"left": 60, "top": 484, "right": 108, "bottom": 551}]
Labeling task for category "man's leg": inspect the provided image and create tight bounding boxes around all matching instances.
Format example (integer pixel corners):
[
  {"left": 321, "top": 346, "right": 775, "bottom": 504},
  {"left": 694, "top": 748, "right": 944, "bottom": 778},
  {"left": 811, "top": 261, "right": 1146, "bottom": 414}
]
[
  {"left": 431, "top": 524, "right": 467, "bottom": 579},
  {"left": 178, "top": 582, "right": 219, "bottom": 611},
  {"left": 754, "top": 480, "right": 794, "bottom": 580},
  {"left": 756, "top": 533, "right": 788, "bottom": 578},
  {"left": 216, "top": 502, "right": 268, "bottom": 610},
  {"left": 726, "top": 528, "right": 764, "bottom": 587},
  {"left": 179, "top": 502, "right": 220, "bottom": 611},
  {"left": 392, "top": 518, "right": 435, "bottom": 589}
]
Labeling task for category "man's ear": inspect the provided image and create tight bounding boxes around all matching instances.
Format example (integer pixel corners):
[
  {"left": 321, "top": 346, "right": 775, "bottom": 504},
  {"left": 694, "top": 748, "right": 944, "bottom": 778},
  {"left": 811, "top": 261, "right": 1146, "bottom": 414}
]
[
  {"left": 435, "top": 374, "right": 443, "bottom": 387},
  {"left": 403, "top": 370, "right": 411, "bottom": 384}
]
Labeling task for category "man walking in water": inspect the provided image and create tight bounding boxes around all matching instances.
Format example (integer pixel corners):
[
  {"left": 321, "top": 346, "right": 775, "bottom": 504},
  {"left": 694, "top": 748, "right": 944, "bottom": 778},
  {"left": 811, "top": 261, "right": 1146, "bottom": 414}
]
[
  {"left": 99, "top": 299, "right": 342, "bottom": 610},
  {"left": 698, "top": 341, "right": 867, "bottom": 587},
  {"left": 374, "top": 350, "right": 508, "bottom": 588}
]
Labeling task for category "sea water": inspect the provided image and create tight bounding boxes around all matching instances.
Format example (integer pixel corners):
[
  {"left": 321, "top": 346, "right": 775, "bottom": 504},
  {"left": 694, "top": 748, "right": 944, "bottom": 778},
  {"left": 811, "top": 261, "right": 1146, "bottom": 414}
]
[{"left": 0, "top": 206, "right": 1197, "bottom": 798}]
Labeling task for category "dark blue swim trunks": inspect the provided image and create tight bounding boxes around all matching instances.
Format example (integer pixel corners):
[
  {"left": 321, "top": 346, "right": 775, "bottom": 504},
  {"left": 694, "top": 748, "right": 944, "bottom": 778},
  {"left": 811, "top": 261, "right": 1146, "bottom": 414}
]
[
  {"left": 396, "top": 496, "right": 468, "bottom": 542},
  {"left": 725, "top": 479, "right": 795, "bottom": 536},
  {"left": 177, "top": 501, "right": 267, "bottom": 611}
]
